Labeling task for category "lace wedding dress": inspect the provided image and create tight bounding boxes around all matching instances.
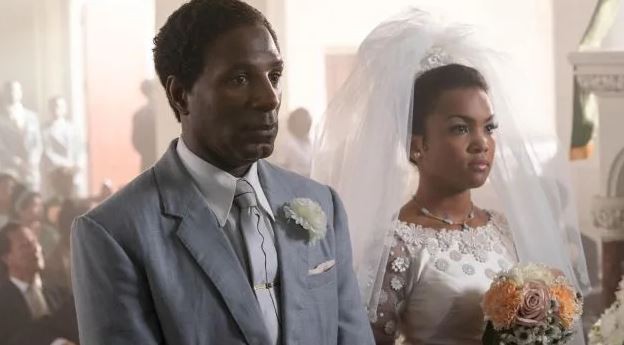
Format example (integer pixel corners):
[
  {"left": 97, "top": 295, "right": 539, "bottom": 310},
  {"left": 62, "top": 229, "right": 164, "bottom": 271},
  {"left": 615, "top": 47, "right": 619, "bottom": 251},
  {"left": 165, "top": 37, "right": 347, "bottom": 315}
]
[{"left": 371, "top": 211, "right": 518, "bottom": 345}]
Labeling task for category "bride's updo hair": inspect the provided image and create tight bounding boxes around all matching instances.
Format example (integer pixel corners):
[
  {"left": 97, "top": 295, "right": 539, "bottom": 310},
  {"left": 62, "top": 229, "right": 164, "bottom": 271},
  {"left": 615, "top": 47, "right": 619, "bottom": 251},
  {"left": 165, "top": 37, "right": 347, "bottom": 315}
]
[{"left": 411, "top": 63, "right": 488, "bottom": 135}]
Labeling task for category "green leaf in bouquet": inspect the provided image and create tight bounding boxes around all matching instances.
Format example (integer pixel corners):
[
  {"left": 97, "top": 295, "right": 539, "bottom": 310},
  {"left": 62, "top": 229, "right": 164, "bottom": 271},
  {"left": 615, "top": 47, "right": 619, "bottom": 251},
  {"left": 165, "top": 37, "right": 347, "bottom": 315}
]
[{"left": 482, "top": 321, "right": 504, "bottom": 345}]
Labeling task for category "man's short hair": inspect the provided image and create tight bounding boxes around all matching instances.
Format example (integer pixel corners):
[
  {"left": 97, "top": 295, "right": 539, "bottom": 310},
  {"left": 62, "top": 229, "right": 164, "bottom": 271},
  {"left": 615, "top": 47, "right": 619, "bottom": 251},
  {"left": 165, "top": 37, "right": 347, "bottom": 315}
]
[
  {"left": 153, "top": 0, "right": 279, "bottom": 121},
  {"left": 0, "top": 222, "right": 24, "bottom": 259}
]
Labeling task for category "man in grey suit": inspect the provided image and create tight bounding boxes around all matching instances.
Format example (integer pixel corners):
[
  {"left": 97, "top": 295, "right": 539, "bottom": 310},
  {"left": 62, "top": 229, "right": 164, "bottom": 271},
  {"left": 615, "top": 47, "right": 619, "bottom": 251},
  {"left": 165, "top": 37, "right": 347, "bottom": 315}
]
[{"left": 70, "top": 0, "right": 374, "bottom": 344}]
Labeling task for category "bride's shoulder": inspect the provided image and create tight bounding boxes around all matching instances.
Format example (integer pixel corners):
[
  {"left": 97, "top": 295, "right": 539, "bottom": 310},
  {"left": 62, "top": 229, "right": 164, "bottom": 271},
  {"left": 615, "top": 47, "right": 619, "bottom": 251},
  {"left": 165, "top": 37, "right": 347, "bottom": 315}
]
[
  {"left": 486, "top": 209, "right": 507, "bottom": 226},
  {"left": 390, "top": 219, "right": 454, "bottom": 252},
  {"left": 483, "top": 207, "right": 504, "bottom": 222},
  {"left": 484, "top": 209, "right": 513, "bottom": 238},
  {"left": 391, "top": 219, "right": 426, "bottom": 242},
  {"left": 388, "top": 220, "right": 433, "bottom": 260}
]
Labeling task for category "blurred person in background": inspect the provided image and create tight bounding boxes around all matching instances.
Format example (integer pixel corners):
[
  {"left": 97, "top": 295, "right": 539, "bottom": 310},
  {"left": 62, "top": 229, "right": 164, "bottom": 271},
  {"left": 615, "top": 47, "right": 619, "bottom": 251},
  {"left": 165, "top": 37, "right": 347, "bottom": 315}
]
[
  {"left": 0, "top": 222, "right": 78, "bottom": 345},
  {"left": 44, "top": 198, "right": 94, "bottom": 291},
  {"left": 42, "top": 167, "right": 78, "bottom": 238},
  {"left": 42, "top": 96, "right": 79, "bottom": 199},
  {"left": 273, "top": 107, "right": 313, "bottom": 176},
  {"left": 0, "top": 172, "right": 17, "bottom": 228},
  {"left": 46, "top": 167, "right": 78, "bottom": 205},
  {"left": 131, "top": 79, "right": 158, "bottom": 171},
  {"left": 87, "top": 178, "right": 114, "bottom": 204},
  {"left": 0, "top": 81, "right": 43, "bottom": 189},
  {"left": 11, "top": 185, "right": 59, "bottom": 258}
]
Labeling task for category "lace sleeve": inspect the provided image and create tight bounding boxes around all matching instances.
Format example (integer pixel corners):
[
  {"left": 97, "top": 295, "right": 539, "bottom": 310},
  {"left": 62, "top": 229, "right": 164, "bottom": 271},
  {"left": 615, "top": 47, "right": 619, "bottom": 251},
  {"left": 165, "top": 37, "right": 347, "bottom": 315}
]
[
  {"left": 370, "top": 231, "right": 412, "bottom": 344},
  {"left": 489, "top": 210, "right": 519, "bottom": 262}
]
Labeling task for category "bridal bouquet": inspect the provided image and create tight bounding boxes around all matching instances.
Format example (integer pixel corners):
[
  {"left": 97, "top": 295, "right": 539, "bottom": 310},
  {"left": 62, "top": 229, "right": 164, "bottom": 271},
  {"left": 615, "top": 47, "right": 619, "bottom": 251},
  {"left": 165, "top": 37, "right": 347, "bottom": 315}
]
[
  {"left": 588, "top": 276, "right": 624, "bottom": 345},
  {"left": 482, "top": 263, "right": 583, "bottom": 345}
]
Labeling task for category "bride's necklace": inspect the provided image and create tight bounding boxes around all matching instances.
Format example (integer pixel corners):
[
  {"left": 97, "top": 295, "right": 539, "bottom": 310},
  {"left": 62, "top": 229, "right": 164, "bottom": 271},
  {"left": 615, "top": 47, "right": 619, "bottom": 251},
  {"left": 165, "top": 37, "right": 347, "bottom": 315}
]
[{"left": 420, "top": 203, "right": 475, "bottom": 231}]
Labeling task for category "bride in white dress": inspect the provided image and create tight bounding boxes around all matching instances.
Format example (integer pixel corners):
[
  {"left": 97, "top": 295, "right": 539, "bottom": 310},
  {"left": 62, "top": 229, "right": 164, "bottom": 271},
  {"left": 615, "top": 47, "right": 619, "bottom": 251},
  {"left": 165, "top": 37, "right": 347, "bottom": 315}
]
[
  {"left": 311, "top": 9, "right": 590, "bottom": 345},
  {"left": 370, "top": 62, "right": 518, "bottom": 345}
]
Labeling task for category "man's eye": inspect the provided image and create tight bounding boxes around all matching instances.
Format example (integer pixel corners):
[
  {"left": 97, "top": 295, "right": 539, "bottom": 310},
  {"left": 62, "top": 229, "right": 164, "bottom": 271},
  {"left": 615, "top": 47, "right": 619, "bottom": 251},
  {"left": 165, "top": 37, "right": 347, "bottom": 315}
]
[
  {"left": 232, "top": 75, "right": 248, "bottom": 86},
  {"left": 269, "top": 71, "right": 282, "bottom": 85}
]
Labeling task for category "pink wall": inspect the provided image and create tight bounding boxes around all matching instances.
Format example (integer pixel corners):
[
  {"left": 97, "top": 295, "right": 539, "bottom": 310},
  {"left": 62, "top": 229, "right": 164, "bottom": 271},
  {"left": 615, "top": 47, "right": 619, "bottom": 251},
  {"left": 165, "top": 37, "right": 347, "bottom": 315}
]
[{"left": 83, "top": 1, "right": 152, "bottom": 193}]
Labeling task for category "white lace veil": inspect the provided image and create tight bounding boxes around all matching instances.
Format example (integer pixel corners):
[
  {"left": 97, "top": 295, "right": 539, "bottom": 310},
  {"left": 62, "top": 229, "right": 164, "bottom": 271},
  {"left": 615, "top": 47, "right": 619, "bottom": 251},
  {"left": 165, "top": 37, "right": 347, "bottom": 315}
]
[{"left": 310, "top": 7, "right": 590, "bottom": 329}]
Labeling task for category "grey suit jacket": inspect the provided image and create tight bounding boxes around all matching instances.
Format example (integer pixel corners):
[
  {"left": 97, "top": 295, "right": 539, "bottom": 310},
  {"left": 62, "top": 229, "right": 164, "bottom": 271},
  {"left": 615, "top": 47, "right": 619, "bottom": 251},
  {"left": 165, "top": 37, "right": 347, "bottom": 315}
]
[{"left": 71, "top": 140, "right": 373, "bottom": 345}]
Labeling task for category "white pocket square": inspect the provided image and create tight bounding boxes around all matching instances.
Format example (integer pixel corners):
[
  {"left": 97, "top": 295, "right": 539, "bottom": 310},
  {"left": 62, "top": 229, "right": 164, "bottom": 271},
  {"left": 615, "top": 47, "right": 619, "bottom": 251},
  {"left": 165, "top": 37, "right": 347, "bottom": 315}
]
[{"left": 308, "top": 259, "right": 336, "bottom": 275}]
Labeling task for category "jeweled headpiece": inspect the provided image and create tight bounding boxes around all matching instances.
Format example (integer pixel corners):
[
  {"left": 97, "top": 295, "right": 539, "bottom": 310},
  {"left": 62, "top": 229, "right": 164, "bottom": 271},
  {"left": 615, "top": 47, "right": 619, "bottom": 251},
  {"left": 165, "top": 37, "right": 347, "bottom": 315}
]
[{"left": 419, "top": 45, "right": 454, "bottom": 72}]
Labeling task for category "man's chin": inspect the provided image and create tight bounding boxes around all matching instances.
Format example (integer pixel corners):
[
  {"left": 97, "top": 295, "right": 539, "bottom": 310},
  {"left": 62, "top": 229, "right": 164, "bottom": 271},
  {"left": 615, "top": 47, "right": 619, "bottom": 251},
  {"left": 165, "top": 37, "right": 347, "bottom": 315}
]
[
  {"left": 240, "top": 143, "right": 274, "bottom": 162},
  {"left": 258, "top": 142, "right": 275, "bottom": 157}
]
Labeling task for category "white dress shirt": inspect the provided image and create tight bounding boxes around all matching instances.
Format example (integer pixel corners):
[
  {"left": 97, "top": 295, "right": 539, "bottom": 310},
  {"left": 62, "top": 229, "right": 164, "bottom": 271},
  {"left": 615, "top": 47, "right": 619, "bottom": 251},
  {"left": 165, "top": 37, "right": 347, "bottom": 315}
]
[
  {"left": 176, "top": 138, "right": 274, "bottom": 226},
  {"left": 176, "top": 138, "right": 277, "bottom": 272},
  {"left": 176, "top": 138, "right": 281, "bottom": 344}
]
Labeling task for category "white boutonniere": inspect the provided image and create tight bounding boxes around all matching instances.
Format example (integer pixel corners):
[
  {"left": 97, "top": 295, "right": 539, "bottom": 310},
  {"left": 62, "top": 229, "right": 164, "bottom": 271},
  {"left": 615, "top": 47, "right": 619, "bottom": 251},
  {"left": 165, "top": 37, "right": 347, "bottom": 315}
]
[{"left": 283, "top": 198, "right": 327, "bottom": 244}]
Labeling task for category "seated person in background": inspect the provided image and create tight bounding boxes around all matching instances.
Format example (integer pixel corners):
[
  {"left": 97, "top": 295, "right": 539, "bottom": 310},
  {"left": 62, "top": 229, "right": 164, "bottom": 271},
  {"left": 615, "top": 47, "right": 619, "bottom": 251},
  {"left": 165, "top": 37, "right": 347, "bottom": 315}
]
[
  {"left": 44, "top": 198, "right": 95, "bottom": 291},
  {"left": 11, "top": 185, "right": 59, "bottom": 257},
  {"left": 0, "top": 172, "right": 17, "bottom": 228},
  {"left": 45, "top": 167, "right": 78, "bottom": 205},
  {"left": 0, "top": 222, "right": 78, "bottom": 345},
  {"left": 41, "top": 168, "right": 78, "bottom": 249}
]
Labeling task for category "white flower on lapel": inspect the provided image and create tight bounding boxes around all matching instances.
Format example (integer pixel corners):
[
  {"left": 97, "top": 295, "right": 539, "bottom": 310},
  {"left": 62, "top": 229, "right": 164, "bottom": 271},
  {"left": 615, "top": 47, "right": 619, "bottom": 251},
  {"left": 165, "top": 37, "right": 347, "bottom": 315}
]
[{"left": 283, "top": 198, "right": 327, "bottom": 244}]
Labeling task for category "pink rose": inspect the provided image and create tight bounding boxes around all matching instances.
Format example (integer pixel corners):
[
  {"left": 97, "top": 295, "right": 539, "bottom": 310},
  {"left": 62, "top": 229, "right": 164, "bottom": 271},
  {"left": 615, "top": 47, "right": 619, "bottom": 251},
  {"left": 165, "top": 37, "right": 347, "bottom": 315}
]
[{"left": 515, "top": 281, "right": 550, "bottom": 327}]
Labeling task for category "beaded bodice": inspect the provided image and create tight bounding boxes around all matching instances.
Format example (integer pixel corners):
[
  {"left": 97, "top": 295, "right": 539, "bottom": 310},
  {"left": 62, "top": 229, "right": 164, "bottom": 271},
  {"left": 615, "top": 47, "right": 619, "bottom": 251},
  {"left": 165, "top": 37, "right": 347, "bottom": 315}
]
[{"left": 371, "top": 211, "right": 517, "bottom": 345}]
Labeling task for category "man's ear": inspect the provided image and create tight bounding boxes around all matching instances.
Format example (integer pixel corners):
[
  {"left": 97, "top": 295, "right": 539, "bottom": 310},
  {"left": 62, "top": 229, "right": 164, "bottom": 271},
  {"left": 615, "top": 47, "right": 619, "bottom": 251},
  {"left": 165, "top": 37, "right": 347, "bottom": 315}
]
[{"left": 165, "top": 76, "right": 190, "bottom": 119}]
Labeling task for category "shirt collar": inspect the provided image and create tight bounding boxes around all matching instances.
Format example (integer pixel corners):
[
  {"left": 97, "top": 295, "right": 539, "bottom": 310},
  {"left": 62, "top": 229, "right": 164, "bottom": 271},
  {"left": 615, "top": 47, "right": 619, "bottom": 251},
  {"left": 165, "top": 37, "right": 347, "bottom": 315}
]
[
  {"left": 176, "top": 138, "right": 274, "bottom": 227},
  {"left": 10, "top": 274, "right": 42, "bottom": 294},
  {"left": 244, "top": 163, "right": 275, "bottom": 222}
]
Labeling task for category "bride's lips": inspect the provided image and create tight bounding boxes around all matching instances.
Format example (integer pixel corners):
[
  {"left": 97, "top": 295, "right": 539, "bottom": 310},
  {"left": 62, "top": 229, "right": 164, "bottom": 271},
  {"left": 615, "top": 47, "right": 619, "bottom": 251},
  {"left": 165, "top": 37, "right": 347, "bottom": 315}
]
[{"left": 468, "top": 159, "right": 490, "bottom": 172}]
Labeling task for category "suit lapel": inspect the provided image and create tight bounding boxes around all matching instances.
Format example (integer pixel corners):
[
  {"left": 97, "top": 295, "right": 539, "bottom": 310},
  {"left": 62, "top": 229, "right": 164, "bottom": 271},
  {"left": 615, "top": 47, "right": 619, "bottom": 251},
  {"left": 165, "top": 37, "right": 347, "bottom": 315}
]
[
  {"left": 154, "top": 140, "right": 271, "bottom": 344},
  {"left": 257, "top": 160, "right": 307, "bottom": 343},
  {"left": 176, "top": 205, "right": 272, "bottom": 344},
  {"left": 3, "top": 281, "right": 31, "bottom": 321},
  {"left": 42, "top": 284, "right": 62, "bottom": 312}
]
